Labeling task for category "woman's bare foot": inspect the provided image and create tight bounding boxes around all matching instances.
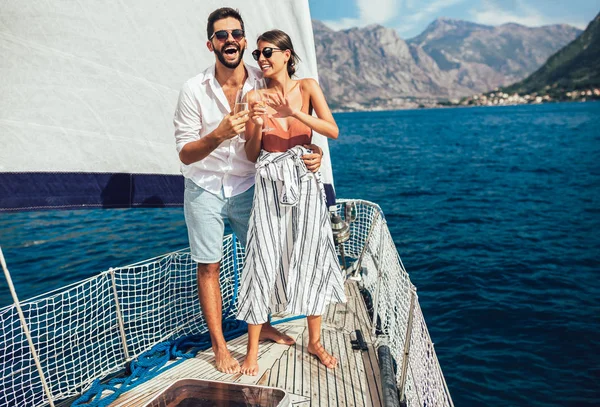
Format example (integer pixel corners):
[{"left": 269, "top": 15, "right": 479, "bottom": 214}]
[
  {"left": 240, "top": 356, "right": 260, "bottom": 376},
  {"left": 308, "top": 342, "right": 337, "bottom": 369},
  {"left": 259, "top": 323, "right": 296, "bottom": 345},
  {"left": 214, "top": 348, "right": 240, "bottom": 374}
]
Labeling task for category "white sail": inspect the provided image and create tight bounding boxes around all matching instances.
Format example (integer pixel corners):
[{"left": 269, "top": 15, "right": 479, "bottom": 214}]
[{"left": 0, "top": 0, "right": 334, "bottom": 210}]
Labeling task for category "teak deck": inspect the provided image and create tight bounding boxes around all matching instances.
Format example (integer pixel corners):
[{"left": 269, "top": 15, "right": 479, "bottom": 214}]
[{"left": 107, "top": 280, "right": 383, "bottom": 406}]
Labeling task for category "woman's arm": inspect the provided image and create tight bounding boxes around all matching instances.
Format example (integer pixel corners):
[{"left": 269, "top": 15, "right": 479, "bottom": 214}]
[
  {"left": 244, "top": 91, "right": 266, "bottom": 162},
  {"left": 269, "top": 78, "right": 338, "bottom": 139}
]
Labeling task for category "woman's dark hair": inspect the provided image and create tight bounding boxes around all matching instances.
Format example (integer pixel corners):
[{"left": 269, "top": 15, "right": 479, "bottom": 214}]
[
  {"left": 207, "top": 8, "right": 244, "bottom": 40},
  {"left": 257, "top": 29, "right": 300, "bottom": 77}
]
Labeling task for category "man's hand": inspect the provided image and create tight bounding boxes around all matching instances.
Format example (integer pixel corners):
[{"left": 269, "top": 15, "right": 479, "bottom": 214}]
[
  {"left": 302, "top": 144, "right": 323, "bottom": 173},
  {"left": 216, "top": 110, "right": 249, "bottom": 140}
]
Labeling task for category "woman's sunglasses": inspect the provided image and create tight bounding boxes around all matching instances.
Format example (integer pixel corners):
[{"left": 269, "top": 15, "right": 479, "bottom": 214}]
[
  {"left": 252, "top": 47, "right": 283, "bottom": 61},
  {"left": 210, "top": 29, "right": 245, "bottom": 41}
]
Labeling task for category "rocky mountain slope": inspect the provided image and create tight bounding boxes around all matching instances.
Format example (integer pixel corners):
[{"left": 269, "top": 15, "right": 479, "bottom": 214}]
[
  {"left": 504, "top": 12, "right": 600, "bottom": 95},
  {"left": 312, "top": 18, "right": 581, "bottom": 110}
]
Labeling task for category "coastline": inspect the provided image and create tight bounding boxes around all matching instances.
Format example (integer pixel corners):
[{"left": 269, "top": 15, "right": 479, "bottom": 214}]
[{"left": 331, "top": 97, "right": 599, "bottom": 114}]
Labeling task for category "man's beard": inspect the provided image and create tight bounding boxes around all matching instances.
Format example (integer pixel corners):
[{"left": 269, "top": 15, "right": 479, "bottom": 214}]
[{"left": 214, "top": 43, "right": 245, "bottom": 69}]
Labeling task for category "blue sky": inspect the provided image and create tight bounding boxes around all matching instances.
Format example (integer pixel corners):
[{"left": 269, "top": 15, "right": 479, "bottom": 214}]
[{"left": 308, "top": 0, "right": 600, "bottom": 38}]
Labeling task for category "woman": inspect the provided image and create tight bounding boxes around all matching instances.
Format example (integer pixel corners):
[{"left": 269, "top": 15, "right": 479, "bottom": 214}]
[{"left": 236, "top": 29, "right": 346, "bottom": 376}]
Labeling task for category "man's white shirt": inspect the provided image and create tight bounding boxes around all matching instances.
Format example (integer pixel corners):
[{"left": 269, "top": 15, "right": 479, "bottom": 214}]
[{"left": 174, "top": 63, "right": 262, "bottom": 198}]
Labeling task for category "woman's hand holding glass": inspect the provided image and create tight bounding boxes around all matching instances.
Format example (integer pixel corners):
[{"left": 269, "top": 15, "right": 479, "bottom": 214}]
[
  {"left": 249, "top": 93, "right": 267, "bottom": 127},
  {"left": 253, "top": 79, "right": 274, "bottom": 132}
]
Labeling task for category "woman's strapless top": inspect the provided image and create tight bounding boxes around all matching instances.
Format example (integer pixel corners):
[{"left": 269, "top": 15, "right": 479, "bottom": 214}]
[
  {"left": 262, "top": 83, "right": 312, "bottom": 152},
  {"left": 262, "top": 117, "right": 312, "bottom": 152}
]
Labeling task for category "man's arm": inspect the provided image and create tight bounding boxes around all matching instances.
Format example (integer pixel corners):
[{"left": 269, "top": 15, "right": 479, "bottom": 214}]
[
  {"left": 173, "top": 82, "right": 248, "bottom": 165},
  {"left": 179, "top": 114, "right": 248, "bottom": 165}
]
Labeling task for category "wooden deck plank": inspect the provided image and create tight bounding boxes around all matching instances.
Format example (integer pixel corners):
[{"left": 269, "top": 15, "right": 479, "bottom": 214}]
[
  {"left": 323, "top": 329, "right": 339, "bottom": 407},
  {"left": 318, "top": 330, "right": 333, "bottom": 407},
  {"left": 285, "top": 337, "right": 296, "bottom": 394},
  {"left": 352, "top": 332, "right": 370, "bottom": 407},
  {"left": 268, "top": 353, "right": 281, "bottom": 388},
  {"left": 309, "top": 334, "right": 325, "bottom": 407},
  {"left": 361, "top": 326, "right": 384, "bottom": 407},
  {"left": 293, "top": 332, "right": 304, "bottom": 396},
  {"left": 349, "top": 282, "right": 383, "bottom": 407},
  {"left": 363, "top": 349, "right": 382, "bottom": 407},
  {"left": 299, "top": 329, "right": 312, "bottom": 401},
  {"left": 330, "top": 328, "right": 349, "bottom": 407},
  {"left": 106, "top": 280, "right": 383, "bottom": 407},
  {"left": 278, "top": 348, "right": 289, "bottom": 393},
  {"left": 350, "top": 294, "right": 373, "bottom": 407},
  {"left": 336, "top": 335, "right": 362, "bottom": 407},
  {"left": 347, "top": 290, "right": 358, "bottom": 332},
  {"left": 351, "top": 282, "right": 374, "bottom": 329}
]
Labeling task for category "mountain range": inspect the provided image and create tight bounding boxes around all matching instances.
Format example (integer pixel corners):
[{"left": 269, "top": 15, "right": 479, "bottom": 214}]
[
  {"left": 312, "top": 18, "right": 582, "bottom": 110},
  {"left": 504, "top": 12, "right": 600, "bottom": 96}
]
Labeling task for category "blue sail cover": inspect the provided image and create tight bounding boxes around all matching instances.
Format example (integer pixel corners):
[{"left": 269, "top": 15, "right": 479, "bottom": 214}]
[{"left": 0, "top": 0, "right": 334, "bottom": 211}]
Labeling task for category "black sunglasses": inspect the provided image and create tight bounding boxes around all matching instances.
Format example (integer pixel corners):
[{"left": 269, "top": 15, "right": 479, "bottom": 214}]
[
  {"left": 252, "top": 47, "right": 283, "bottom": 61},
  {"left": 210, "top": 29, "right": 245, "bottom": 41}
]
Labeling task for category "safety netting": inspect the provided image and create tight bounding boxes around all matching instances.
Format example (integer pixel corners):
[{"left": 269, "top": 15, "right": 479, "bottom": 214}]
[
  {"left": 337, "top": 199, "right": 453, "bottom": 407},
  {"left": 0, "top": 200, "right": 452, "bottom": 406}
]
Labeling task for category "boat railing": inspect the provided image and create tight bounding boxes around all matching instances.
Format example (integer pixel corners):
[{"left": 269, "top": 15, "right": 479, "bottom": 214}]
[
  {"left": 336, "top": 199, "right": 454, "bottom": 407},
  {"left": 0, "top": 199, "right": 453, "bottom": 407}
]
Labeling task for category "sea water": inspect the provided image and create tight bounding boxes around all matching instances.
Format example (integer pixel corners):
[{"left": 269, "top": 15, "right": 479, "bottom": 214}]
[{"left": 1, "top": 102, "right": 598, "bottom": 406}]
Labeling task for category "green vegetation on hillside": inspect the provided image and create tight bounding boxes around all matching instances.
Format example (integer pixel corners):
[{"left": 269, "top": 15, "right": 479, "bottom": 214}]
[{"left": 504, "top": 12, "right": 600, "bottom": 96}]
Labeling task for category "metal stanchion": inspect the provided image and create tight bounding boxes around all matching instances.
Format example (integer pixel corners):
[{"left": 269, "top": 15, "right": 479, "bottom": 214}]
[{"left": 330, "top": 213, "right": 350, "bottom": 270}]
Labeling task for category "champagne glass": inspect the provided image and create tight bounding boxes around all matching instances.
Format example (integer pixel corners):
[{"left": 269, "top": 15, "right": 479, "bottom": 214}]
[
  {"left": 234, "top": 88, "right": 248, "bottom": 139},
  {"left": 234, "top": 88, "right": 248, "bottom": 115},
  {"left": 254, "top": 79, "right": 274, "bottom": 132}
]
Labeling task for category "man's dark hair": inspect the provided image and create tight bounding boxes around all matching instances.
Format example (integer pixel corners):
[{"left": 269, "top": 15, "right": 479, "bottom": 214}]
[{"left": 207, "top": 7, "right": 244, "bottom": 40}]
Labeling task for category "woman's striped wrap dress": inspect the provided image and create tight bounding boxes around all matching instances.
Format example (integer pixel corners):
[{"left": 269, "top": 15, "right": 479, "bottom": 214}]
[{"left": 236, "top": 146, "right": 347, "bottom": 325}]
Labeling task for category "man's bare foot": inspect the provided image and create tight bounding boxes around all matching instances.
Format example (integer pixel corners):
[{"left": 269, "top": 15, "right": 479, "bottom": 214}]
[
  {"left": 240, "top": 356, "right": 260, "bottom": 376},
  {"left": 308, "top": 342, "right": 337, "bottom": 369},
  {"left": 259, "top": 324, "right": 296, "bottom": 345},
  {"left": 214, "top": 347, "right": 240, "bottom": 374}
]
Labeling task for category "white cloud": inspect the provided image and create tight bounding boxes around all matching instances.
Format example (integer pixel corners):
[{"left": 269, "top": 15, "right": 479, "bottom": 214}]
[
  {"left": 404, "top": 0, "right": 465, "bottom": 23},
  {"left": 470, "top": 0, "right": 586, "bottom": 28},
  {"left": 470, "top": 0, "right": 545, "bottom": 26},
  {"left": 321, "top": 0, "right": 469, "bottom": 36},
  {"left": 321, "top": 0, "right": 400, "bottom": 30},
  {"left": 358, "top": 0, "right": 398, "bottom": 23},
  {"left": 394, "top": 0, "right": 466, "bottom": 36},
  {"left": 320, "top": 0, "right": 587, "bottom": 35},
  {"left": 320, "top": 17, "right": 363, "bottom": 31}
]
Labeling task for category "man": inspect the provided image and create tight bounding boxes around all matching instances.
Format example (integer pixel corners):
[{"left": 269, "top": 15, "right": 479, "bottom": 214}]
[{"left": 173, "top": 8, "right": 323, "bottom": 374}]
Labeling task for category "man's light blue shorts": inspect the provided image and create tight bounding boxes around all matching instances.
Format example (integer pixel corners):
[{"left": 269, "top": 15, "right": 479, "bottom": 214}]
[{"left": 183, "top": 178, "right": 254, "bottom": 264}]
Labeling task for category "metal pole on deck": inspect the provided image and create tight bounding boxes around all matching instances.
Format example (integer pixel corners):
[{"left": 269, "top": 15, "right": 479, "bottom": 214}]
[
  {"left": 110, "top": 267, "right": 130, "bottom": 360},
  {"left": 371, "top": 222, "right": 386, "bottom": 335},
  {"left": 339, "top": 244, "right": 347, "bottom": 270},
  {"left": 0, "top": 247, "right": 56, "bottom": 407},
  {"left": 399, "top": 286, "right": 417, "bottom": 404},
  {"left": 352, "top": 209, "right": 380, "bottom": 279},
  {"left": 371, "top": 272, "right": 383, "bottom": 336},
  {"left": 330, "top": 212, "right": 350, "bottom": 271}
]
